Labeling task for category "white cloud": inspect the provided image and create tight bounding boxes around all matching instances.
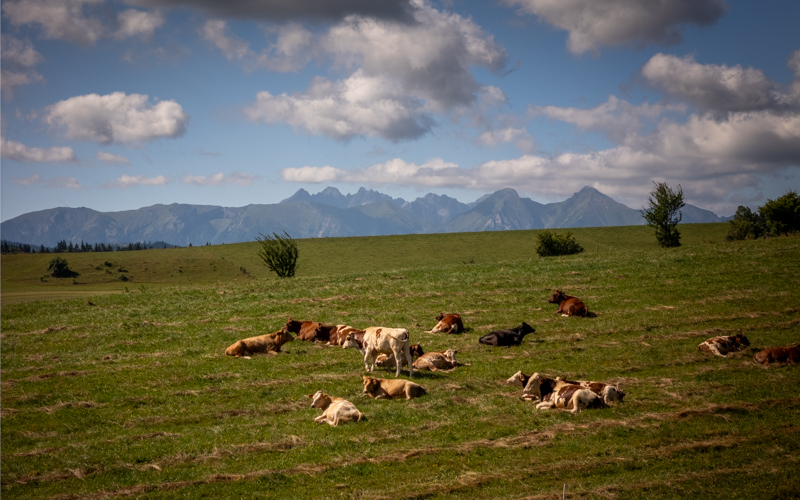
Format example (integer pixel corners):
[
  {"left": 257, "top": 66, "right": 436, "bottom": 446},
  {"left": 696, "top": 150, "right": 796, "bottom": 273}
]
[
  {"left": 642, "top": 53, "right": 790, "bottom": 113},
  {"left": 104, "top": 174, "right": 169, "bottom": 188},
  {"left": 282, "top": 158, "right": 468, "bottom": 187},
  {"left": 1, "top": 35, "right": 45, "bottom": 99},
  {"left": 1, "top": 70, "right": 44, "bottom": 100},
  {"left": 476, "top": 127, "right": 535, "bottom": 153},
  {"left": 1, "top": 138, "right": 77, "bottom": 162},
  {"left": 115, "top": 9, "right": 165, "bottom": 40},
  {"left": 11, "top": 174, "right": 42, "bottom": 186},
  {"left": 200, "top": 20, "right": 314, "bottom": 72},
  {"left": 96, "top": 151, "right": 132, "bottom": 165},
  {"left": 47, "top": 176, "right": 84, "bottom": 189},
  {"left": 182, "top": 171, "right": 259, "bottom": 186},
  {"left": 2, "top": 0, "right": 105, "bottom": 46},
  {"left": 503, "top": 0, "right": 726, "bottom": 54},
  {"left": 44, "top": 92, "right": 189, "bottom": 145},
  {"left": 530, "top": 96, "right": 687, "bottom": 141}
]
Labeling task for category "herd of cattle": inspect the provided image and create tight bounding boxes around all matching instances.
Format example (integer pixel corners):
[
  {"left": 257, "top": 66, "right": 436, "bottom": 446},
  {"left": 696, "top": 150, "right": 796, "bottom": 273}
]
[{"left": 224, "top": 290, "right": 798, "bottom": 426}]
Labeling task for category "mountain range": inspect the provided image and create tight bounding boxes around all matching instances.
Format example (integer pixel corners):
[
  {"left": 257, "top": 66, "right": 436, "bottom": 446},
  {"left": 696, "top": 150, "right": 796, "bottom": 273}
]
[{"left": 0, "top": 186, "right": 728, "bottom": 247}]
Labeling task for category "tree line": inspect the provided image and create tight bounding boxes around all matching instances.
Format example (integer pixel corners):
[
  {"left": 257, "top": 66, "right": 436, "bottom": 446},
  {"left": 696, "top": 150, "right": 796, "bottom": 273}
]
[
  {"left": 1, "top": 240, "right": 177, "bottom": 254},
  {"left": 726, "top": 190, "right": 800, "bottom": 241}
]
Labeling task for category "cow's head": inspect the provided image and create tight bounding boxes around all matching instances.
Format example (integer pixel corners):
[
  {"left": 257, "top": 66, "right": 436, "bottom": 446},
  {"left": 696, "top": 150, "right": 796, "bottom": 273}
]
[
  {"left": 735, "top": 333, "right": 750, "bottom": 346},
  {"left": 522, "top": 372, "right": 543, "bottom": 400},
  {"left": 436, "top": 313, "right": 445, "bottom": 321},
  {"left": 506, "top": 370, "right": 525, "bottom": 387},
  {"left": 284, "top": 318, "right": 302, "bottom": 333},
  {"left": 410, "top": 343, "right": 425, "bottom": 358},
  {"left": 518, "top": 322, "right": 535, "bottom": 336},
  {"left": 442, "top": 349, "right": 458, "bottom": 363},
  {"left": 274, "top": 329, "right": 295, "bottom": 345},
  {"left": 548, "top": 290, "right": 566, "bottom": 304},
  {"left": 362, "top": 375, "right": 379, "bottom": 395},
  {"left": 603, "top": 385, "right": 625, "bottom": 403},
  {"left": 308, "top": 391, "right": 332, "bottom": 409},
  {"left": 342, "top": 334, "right": 361, "bottom": 350},
  {"left": 225, "top": 340, "right": 245, "bottom": 357}
]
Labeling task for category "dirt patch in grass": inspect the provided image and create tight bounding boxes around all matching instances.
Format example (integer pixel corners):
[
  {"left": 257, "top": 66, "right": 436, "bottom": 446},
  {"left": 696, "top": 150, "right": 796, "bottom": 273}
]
[{"left": 39, "top": 401, "right": 104, "bottom": 414}]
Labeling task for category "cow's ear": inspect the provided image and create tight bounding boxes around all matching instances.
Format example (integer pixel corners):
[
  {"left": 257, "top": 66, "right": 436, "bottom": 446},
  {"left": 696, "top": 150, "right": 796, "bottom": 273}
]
[{"left": 307, "top": 394, "right": 313, "bottom": 399}]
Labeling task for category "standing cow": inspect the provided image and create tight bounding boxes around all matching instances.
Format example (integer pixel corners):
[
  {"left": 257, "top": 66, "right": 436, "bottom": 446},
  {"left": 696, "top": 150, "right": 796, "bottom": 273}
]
[{"left": 362, "top": 327, "right": 414, "bottom": 378}]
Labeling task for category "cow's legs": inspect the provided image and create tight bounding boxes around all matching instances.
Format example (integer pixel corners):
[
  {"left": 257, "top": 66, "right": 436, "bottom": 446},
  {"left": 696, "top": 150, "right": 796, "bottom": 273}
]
[
  {"left": 363, "top": 349, "right": 374, "bottom": 372},
  {"left": 401, "top": 344, "right": 414, "bottom": 378}
]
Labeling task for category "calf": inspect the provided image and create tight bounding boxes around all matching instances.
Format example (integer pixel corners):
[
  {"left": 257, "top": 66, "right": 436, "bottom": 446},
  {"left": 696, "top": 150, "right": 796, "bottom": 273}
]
[
  {"left": 375, "top": 344, "right": 424, "bottom": 368},
  {"left": 225, "top": 330, "right": 294, "bottom": 357},
  {"left": 362, "top": 327, "right": 415, "bottom": 377},
  {"left": 308, "top": 391, "right": 362, "bottom": 427},
  {"left": 753, "top": 345, "right": 800, "bottom": 365},
  {"left": 362, "top": 375, "right": 426, "bottom": 400},
  {"left": 523, "top": 373, "right": 605, "bottom": 413},
  {"left": 548, "top": 290, "right": 588, "bottom": 317},
  {"left": 698, "top": 333, "right": 750, "bottom": 357},
  {"left": 506, "top": 370, "right": 532, "bottom": 389},
  {"left": 479, "top": 322, "right": 535, "bottom": 347},
  {"left": 428, "top": 313, "right": 464, "bottom": 334},
  {"left": 413, "top": 349, "right": 459, "bottom": 371}
]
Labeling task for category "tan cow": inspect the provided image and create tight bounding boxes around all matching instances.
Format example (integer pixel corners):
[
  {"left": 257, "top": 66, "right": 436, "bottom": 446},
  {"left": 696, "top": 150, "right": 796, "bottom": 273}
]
[
  {"left": 427, "top": 313, "right": 464, "bottom": 333},
  {"left": 362, "top": 375, "right": 426, "bottom": 400},
  {"left": 308, "top": 391, "right": 363, "bottom": 426},
  {"left": 225, "top": 330, "right": 294, "bottom": 357},
  {"left": 375, "top": 344, "right": 424, "bottom": 368},
  {"left": 362, "top": 327, "right": 414, "bottom": 377},
  {"left": 412, "top": 349, "right": 460, "bottom": 371},
  {"left": 698, "top": 333, "right": 750, "bottom": 357}
]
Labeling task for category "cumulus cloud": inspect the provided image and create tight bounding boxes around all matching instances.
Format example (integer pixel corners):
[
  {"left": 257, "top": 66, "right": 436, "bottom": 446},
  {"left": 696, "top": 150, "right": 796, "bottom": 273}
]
[
  {"left": 643, "top": 52, "right": 799, "bottom": 113},
  {"left": 242, "top": 0, "right": 507, "bottom": 141},
  {"left": 47, "top": 176, "right": 84, "bottom": 189},
  {"left": 1, "top": 35, "right": 45, "bottom": 99},
  {"left": 503, "top": 0, "right": 726, "bottom": 54},
  {"left": 96, "top": 151, "right": 131, "bottom": 165},
  {"left": 200, "top": 20, "right": 314, "bottom": 72},
  {"left": 44, "top": 92, "right": 189, "bottom": 145},
  {"left": 128, "top": 0, "right": 414, "bottom": 23},
  {"left": 1, "top": 138, "right": 77, "bottom": 162},
  {"left": 283, "top": 158, "right": 467, "bottom": 187},
  {"left": 182, "top": 171, "right": 260, "bottom": 186},
  {"left": 2, "top": 0, "right": 105, "bottom": 46},
  {"left": 115, "top": 9, "right": 165, "bottom": 40},
  {"left": 530, "top": 96, "right": 687, "bottom": 141},
  {"left": 11, "top": 174, "right": 42, "bottom": 186},
  {"left": 476, "top": 127, "right": 535, "bottom": 153},
  {"left": 104, "top": 174, "right": 169, "bottom": 188}
]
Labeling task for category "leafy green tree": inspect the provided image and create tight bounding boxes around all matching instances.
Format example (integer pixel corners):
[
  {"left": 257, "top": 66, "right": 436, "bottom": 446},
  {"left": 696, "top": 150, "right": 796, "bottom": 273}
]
[
  {"left": 256, "top": 231, "right": 299, "bottom": 278},
  {"left": 760, "top": 190, "right": 800, "bottom": 236},
  {"left": 726, "top": 206, "right": 766, "bottom": 241},
  {"left": 641, "top": 182, "right": 685, "bottom": 248},
  {"left": 48, "top": 257, "right": 78, "bottom": 278},
  {"left": 535, "top": 230, "right": 584, "bottom": 257}
]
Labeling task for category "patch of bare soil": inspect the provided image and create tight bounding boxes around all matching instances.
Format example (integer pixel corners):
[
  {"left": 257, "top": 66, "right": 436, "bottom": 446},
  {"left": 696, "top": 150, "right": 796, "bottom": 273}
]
[{"left": 39, "top": 401, "right": 103, "bottom": 414}]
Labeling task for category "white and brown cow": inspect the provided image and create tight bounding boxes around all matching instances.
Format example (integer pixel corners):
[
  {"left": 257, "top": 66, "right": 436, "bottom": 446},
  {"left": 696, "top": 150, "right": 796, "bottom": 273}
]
[
  {"left": 375, "top": 344, "right": 424, "bottom": 368},
  {"left": 520, "top": 373, "right": 624, "bottom": 405},
  {"left": 506, "top": 370, "right": 532, "bottom": 389},
  {"left": 308, "top": 391, "right": 362, "bottom": 427},
  {"left": 698, "top": 333, "right": 750, "bottom": 357},
  {"left": 427, "top": 313, "right": 464, "bottom": 334},
  {"left": 523, "top": 373, "right": 605, "bottom": 413},
  {"left": 327, "top": 325, "right": 365, "bottom": 346},
  {"left": 362, "top": 327, "right": 414, "bottom": 378},
  {"left": 412, "top": 349, "right": 460, "bottom": 371}
]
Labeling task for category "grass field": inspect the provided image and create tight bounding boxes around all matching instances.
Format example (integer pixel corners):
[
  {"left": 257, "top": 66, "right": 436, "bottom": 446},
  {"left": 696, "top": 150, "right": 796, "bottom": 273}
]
[{"left": 2, "top": 224, "right": 799, "bottom": 499}]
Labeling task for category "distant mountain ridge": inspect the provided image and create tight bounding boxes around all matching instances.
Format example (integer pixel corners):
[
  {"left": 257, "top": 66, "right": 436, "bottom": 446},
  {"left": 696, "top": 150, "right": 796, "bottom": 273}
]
[{"left": 1, "top": 186, "right": 728, "bottom": 247}]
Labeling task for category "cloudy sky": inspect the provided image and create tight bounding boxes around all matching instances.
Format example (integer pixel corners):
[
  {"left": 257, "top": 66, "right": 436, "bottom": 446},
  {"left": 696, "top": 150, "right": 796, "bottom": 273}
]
[{"left": 2, "top": 0, "right": 799, "bottom": 221}]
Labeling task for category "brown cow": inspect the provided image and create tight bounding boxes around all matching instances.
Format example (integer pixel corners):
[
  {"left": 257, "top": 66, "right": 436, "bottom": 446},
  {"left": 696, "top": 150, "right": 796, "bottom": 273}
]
[
  {"left": 284, "top": 318, "right": 337, "bottom": 342},
  {"left": 327, "top": 325, "right": 365, "bottom": 346},
  {"left": 548, "top": 290, "right": 588, "bottom": 317},
  {"left": 427, "top": 313, "right": 464, "bottom": 334},
  {"left": 698, "top": 333, "right": 750, "bottom": 357},
  {"left": 225, "top": 330, "right": 294, "bottom": 357},
  {"left": 362, "top": 375, "right": 426, "bottom": 400},
  {"left": 753, "top": 345, "right": 800, "bottom": 365},
  {"left": 413, "top": 349, "right": 460, "bottom": 371},
  {"left": 521, "top": 373, "right": 624, "bottom": 405},
  {"left": 522, "top": 373, "right": 606, "bottom": 413}
]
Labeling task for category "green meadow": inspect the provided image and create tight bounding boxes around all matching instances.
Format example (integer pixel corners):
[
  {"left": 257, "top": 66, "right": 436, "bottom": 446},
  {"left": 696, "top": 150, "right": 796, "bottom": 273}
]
[{"left": 2, "top": 224, "right": 799, "bottom": 499}]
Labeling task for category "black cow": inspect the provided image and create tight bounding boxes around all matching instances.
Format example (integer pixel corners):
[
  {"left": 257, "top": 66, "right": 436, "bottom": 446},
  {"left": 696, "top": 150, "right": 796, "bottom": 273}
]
[{"left": 478, "top": 322, "right": 535, "bottom": 347}]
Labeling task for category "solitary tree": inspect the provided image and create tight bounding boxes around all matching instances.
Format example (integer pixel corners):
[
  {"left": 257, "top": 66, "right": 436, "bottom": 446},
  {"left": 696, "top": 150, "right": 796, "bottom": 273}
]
[
  {"left": 255, "top": 231, "right": 299, "bottom": 278},
  {"left": 535, "top": 230, "right": 584, "bottom": 257},
  {"left": 641, "top": 181, "right": 685, "bottom": 248},
  {"left": 48, "top": 257, "right": 78, "bottom": 278}
]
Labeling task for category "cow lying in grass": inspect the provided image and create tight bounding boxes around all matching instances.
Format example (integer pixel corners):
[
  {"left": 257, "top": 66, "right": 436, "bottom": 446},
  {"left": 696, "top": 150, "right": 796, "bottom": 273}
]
[
  {"left": 327, "top": 325, "right": 365, "bottom": 346},
  {"left": 505, "top": 370, "right": 532, "bottom": 389},
  {"left": 284, "top": 318, "right": 338, "bottom": 343},
  {"left": 753, "top": 345, "right": 800, "bottom": 365},
  {"left": 362, "top": 375, "right": 426, "bottom": 399},
  {"left": 510, "top": 371, "right": 623, "bottom": 404},
  {"left": 427, "top": 313, "right": 464, "bottom": 333},
  {"left": 413, "top": 349, "right": 460, "bottom": 371},
  {"left": 698, "top": 333, "right": 750, "bottom": 357},
  {"left": 548, "top": 290, "right": 588, "bottom": 317},
  {"left": 522, "top": 373, "right": 605, "bottom": 413},
  {"left": 225, "top": 330, "right": 294, "bottom": 357},
  {"left": 308, "top": 391, "right": 363, "bottom": 426},
  {"left": 479, "top": 322, "right": 534, "bottom": 347},
  {"left": 375, "top": 344, "right": 424, "bottom": 368}
]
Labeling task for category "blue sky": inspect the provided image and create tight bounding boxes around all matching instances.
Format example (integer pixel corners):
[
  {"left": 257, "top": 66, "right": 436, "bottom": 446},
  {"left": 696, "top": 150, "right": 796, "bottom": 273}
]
[{"left": 2, "top": 0, "right": 799, "bottom": 222}]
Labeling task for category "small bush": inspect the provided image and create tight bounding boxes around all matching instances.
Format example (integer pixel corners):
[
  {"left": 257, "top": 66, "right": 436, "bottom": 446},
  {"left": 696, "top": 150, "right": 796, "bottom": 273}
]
[
  {"left": 726, "top": 206, "right": 766, "bottom": 241},
  {"left": 48, "top": 257, "right": 79, "bottom": 278},
  {"left": 256, "top": 231, "right": 299, "bottom": 278},
  {"left": 535, "top": 230, "right": 584, "bottom": 257},
  {"left": 760, "top": 190, "right": 800, "bottom": 236}
]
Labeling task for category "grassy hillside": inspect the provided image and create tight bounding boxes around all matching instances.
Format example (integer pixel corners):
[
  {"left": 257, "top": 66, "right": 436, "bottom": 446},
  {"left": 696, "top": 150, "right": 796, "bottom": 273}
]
[
  {"left": 1, "top": 226, "right": 798, "bottom": 499},
  {"left": 1, "top": 223, "right": 729, "bottom": 304}
]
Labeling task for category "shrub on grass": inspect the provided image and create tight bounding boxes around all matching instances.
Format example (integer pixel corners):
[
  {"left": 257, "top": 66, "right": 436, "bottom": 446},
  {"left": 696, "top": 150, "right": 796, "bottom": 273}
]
[
  {"left": 255, "top": 231, "right": 299, "bottom": 278},
  {"left": 726, "top": 206, "right": 766, "bottom": 241},
  {"left": 641, "top": 181, "right": 685, "bottom": 248},
  {"left": 47, "top": 257, "right": 79, "bottom": 278},
  {"left": 535, "top": 230, "right": 584, "bottom": 257}
]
